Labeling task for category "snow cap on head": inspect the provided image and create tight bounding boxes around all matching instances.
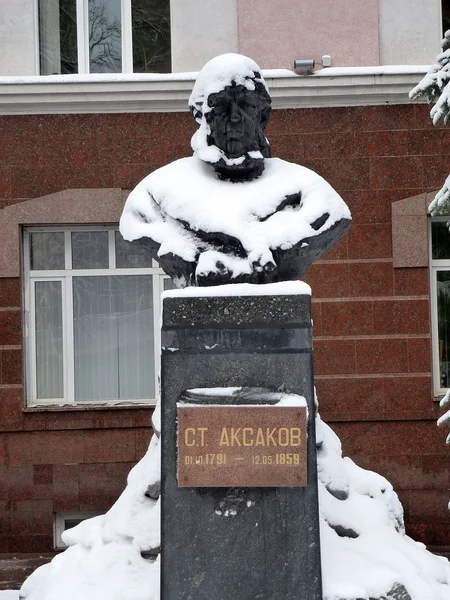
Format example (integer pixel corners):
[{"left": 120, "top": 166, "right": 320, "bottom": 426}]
[{"left": 189, "top": 53, "right": 269, "bottom": 123}]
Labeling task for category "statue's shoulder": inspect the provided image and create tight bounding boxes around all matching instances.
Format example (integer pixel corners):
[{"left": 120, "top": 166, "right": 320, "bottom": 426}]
[{"left": 134, "top": 157, "right": 210, "bottom": 196}]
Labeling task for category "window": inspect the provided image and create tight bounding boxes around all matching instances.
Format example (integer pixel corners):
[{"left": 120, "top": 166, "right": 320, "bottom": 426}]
[
  {"left": 38, "top": 0, "right": 171, "bottom": 75},
  {"left": 24, "top": 226, "right": 174, "bottom": 406},
  {"left": 443, "top": 0, "right": 450, "bottom": 35},
  {"left": 54, "top": 511, "right": 101, "bottom": 548},
  {"left": 430, "top": 217, "right": 450, "bottom": 395}
]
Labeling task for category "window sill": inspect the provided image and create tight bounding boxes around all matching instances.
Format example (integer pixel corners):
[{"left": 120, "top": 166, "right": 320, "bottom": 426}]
[{"left": 24, "top": 401, "right": 155, "bottom": 412}]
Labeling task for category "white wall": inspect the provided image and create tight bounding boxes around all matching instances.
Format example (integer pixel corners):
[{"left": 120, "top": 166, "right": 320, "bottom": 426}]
[
  {"left": 170, "top": 0, "right": 238, "bottom": 72},
  {"left": 379, "top": 0, "right": 442, "bottom": 65},
  {"left": 0, "top": 0, "right": 38, "bottom": 75}
]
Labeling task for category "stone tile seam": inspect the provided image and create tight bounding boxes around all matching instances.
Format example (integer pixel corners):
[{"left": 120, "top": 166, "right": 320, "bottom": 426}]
[
  {"left": 315, "top": 373, "right": 431, "bottom": 379},
  {"left": 0, "top": 384, "right": 22, "bottom": 389},
  {"left": 315, "top": 258, "right": 393, "bottom": 264},
  {"left": 0, "top": 346, "right": 21, "bottom": 350},
  {"left": 315, "top": 334, "right": 430, "bottom": 340},
  {"left": 0, "top": 307, "right": 20, "bottom": 312},
  {"left": 312, "top": 296, "right": 429, "bottom": 302}
]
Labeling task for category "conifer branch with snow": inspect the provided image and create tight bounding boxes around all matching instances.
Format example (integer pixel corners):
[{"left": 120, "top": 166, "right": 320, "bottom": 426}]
[{"left": 410, "top": 30, "right": 450, "bottom": 215}]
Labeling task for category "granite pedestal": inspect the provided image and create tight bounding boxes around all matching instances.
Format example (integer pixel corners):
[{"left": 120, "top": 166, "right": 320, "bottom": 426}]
[{"left": 161, "top": 291, "right": 322, "bottom": 600}]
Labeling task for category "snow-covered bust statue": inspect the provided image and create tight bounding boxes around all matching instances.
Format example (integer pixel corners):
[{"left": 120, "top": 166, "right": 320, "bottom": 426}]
[{"left": 120, "top": 54, "right": 351, "bottom": 287}]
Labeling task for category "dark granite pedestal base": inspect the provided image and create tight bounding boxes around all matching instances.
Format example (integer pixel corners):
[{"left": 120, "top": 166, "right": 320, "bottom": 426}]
[{"left": 161, "top": 292, "right": 322, "bottom": 600}]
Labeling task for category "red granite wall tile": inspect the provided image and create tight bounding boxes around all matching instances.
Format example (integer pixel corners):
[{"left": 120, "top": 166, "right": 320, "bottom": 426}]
[
  {"left": 362, "top": 105, "right": 419, "bottom": 131},
  {"left": 0, "top": 501, "right": 11, "bottom": 537},
  {"left": 407, "top": 337, "right": 432, "bottom": 373},
  {"left": 53, "top": 464, "right": 80, "bottom": 511},
  {"left": 136, "top": 429, "right": 153, "bottom": 460},
  {"left": 320, "top": 300, "right": 373, "bottom": 336},
  {"left": 316, "top": 376, "right": 384, "bottom": 416},
  {"left": 303, "top": 263, "right": 350, "bottom": 298},
  {"left": 372, "top": 299, "right": 430, "bottom": 335},
  {"left": 83, "top": 428, "right": 137, "bottom": 463},
  {"left": 332, "top": 420, "right": 447, "bottom": 456},
  {"left": 347, "top": 223, "right": 392, "bottom": 259},
  {"left": 314, "top": 339, "right": 356, "bottom": 375},
  {"left": 383, "top": 376, "right": 433, "bottom": 413},
  {"left": 1, "top": 349, "right": 23, "bottom": 385},
  {"left": 0, "top": 168, "right": 12, "bottom": 199},
  {"left": 407, "top": 129, "right": 443, "bottom": 156},
  {"left": 11, "top": 499, "right": 53, "bottom": 536},
  {"left": 0, "top": 388, "right": 24, "bottom": 428},
  {"left": 422, "top": 455, "right": 450, "bottom": 490},
  {"left": 79, "top": 463, "right": 132, "bottom": 510},
  {"left": 322, "top": 236, "right": 348, "bottom": 261},
  {"left": 393, "top": 268, "right": 429, "bottom": 297},
  {"left": 407, "top": 522, "right": 450, "bottom": 546},
  {"left": 356, "top": 338, "right": 408, "bottom": 374},
  {"left": 6, "top": 431, "right": 86, "bottom": 466},
  {"left": 6, "top": 534, "right": 54, "bottom": 553},
  {"left": 311, "top": 302, "right": 322, "bottom": 336},
  {"left": 8, "top": 466, "right": 33, "bottom": 501},
  {"left": 0, "top": 310, "right": 21, "bottom": 346},
  {"left": 307, "top": 158, "right": 370, "bottom": 191},
  {"left": 352, "top": 454, "right": 422, "bottom": 490},
  {"left": 0, "top": 279, "right": 21, "bottom": 308},
  {"left": 344, "top": 190, "right": 391, "bottom": 224},
  {"left": 0, "top": 467, "right": 9, "bottom": 501},
  {"left": 349, "top": 262, "right": 393, "bottom": 297},
  {"left": 410, "top": 489, "right": 450, "bottom": 521},
  {"left": 354, "top": 130, "right": 408, "bottom": 157},
  {"left": 370, "top": 156, "right": 424, "bottom": 189}
]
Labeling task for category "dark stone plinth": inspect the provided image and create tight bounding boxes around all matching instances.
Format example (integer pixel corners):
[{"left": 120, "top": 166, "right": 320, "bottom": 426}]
[{"left": 161, "top": 292, "right": 322, "bottom": 600}]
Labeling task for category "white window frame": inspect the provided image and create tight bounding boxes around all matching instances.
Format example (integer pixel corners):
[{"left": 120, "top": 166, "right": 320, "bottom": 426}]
[
  {"left": 24, "top": 225, "right": 170, "bottom": 408},
  {"left": 37, "top": 0, "right": 142, "bottom": 74},
  {"left": 429, "top": 215, "right": 450, "bottom": 397},
  {"left": 54, "top": 511, "right": 102, "bottom": 549}
]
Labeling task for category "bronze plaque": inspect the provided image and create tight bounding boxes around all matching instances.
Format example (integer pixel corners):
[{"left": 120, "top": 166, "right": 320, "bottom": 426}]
[{"left": 177, "top": 405, "right": 307, "bottom": 487}]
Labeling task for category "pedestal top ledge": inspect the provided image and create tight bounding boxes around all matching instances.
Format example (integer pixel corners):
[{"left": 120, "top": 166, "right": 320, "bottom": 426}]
[{"left": 162, "top": 281, "right": 312, "bottom": 328}]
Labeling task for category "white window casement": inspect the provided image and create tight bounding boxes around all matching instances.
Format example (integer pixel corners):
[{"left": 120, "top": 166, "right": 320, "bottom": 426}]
[
  {"left": 38, "top": 0, "right": 171, "bottom": 75},
  {"left": 24, "top": 226, "right": 174, "bottom": 407},
  {"left": 430, "top": 216, "right": 450, "bottom": 396}
]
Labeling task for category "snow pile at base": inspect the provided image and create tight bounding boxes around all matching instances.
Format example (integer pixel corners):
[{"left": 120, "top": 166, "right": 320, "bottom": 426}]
[
  {"left": 317, "top": 417, "right": 450, "bottom": 600},
  {"left": 120, "top": 156, "right": 350, "bottom": 284},
  {"left": 20, "top": 414, "right": 450, "bottom": 600},
  {"left": 19, "top": 435, "right": 161, "bottom": 600}
]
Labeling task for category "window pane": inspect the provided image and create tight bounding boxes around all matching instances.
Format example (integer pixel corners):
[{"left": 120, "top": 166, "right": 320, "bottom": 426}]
[
  {"left": 73, "top": 275, "right": 155, "bottom": 401},
  {"left": 132, "top": 0, "right": 171, "bottom": 73},
  {"left": 437, "top": 271, "right": 450, "bottom": 388},
  {"left": 432, "top": 221, "right": 450, "bottom": 260},
  {"left": 35, "top": 281, "right": 64, "bottom": 399},
  {"left": 115, "top": 232, "right": 153, "bottom": 268},
  {"left": 30, "top": 232, "right": 65, "bottom": 270},
  {"left": 39, "top": 0, "right": 78, "bottom": 75},
  {"left": 71, "top": 231, "right": 109, "bottom": 269},
  {"left": 89, "top": 0, "right": 122, "bottom": 73}
]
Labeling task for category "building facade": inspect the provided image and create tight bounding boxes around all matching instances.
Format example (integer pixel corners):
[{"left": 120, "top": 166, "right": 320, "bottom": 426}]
[{"left": 0, "top": 0, "right": 449, "bottom": 558}]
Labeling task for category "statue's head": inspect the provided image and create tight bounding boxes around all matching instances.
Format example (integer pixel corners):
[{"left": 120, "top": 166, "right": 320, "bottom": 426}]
[{"left": 189, "top": 54, "right": 272, "bottom": 181}]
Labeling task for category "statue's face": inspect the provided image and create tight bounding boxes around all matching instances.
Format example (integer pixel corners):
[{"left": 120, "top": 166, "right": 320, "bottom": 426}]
[{"left": 205, "top": 84, "right": 271, "bottom": 159}]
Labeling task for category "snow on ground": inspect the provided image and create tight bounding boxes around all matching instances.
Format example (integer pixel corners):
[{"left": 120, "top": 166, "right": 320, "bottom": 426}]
[
  {"left": 0, "top": 592, "right": 19, "bottom": 599},
  {"left": 19, "top": 411, "right": 450, "bottom": 600}
]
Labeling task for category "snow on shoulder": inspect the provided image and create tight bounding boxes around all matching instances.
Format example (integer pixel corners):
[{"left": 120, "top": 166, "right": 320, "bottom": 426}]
[{"left": 120, "top": 156, "right": 350, "bottom": 285}]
